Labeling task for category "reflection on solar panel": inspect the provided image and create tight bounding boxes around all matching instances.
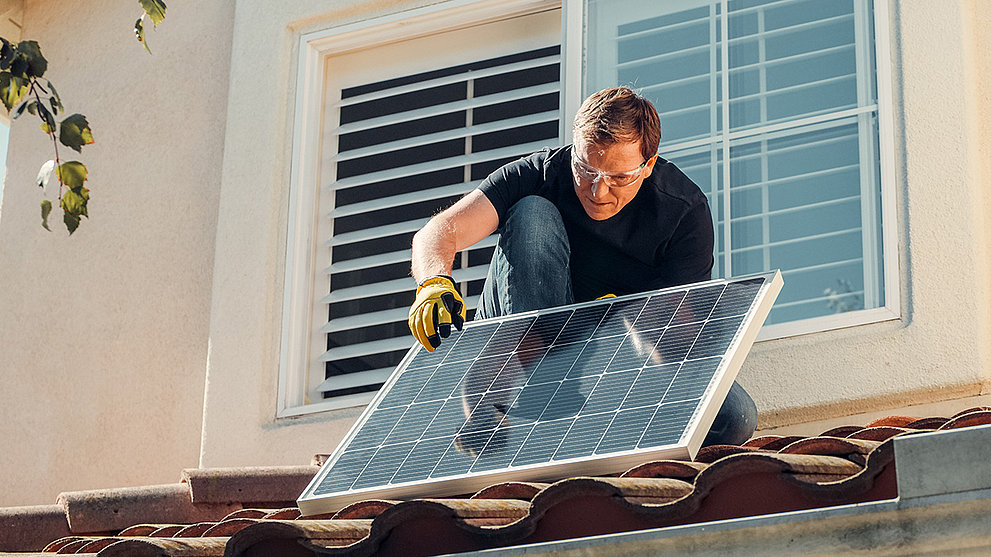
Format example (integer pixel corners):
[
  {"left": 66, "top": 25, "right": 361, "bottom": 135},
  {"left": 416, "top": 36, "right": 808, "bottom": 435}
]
[{"left": 298, "top": 271, "right": 783, "bottom": 514}]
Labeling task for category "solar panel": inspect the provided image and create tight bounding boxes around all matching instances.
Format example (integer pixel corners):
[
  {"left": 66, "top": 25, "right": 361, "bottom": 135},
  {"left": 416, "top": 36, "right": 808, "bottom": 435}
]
[{"left": 298, "top": 271, "right": 782, "bottom": 515}]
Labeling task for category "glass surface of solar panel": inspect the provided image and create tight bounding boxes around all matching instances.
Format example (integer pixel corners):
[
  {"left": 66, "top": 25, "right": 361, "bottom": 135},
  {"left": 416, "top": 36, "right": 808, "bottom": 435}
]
[{"left": 300, "top": 272, "right": 782, "bottom": 512}]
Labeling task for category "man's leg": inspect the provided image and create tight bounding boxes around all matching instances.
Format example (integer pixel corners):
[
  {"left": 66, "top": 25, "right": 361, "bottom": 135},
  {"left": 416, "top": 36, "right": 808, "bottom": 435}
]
[
  {"left": 702, "top": 382, "right": 758, "bottom": 446},
  {"left": 475, "top": 196, "right": 573, "bottom": 320}
]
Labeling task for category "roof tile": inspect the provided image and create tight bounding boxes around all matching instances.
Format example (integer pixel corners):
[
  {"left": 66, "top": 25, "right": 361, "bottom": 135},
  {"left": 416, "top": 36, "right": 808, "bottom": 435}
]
[
  {"left": 4, "top": 413, "right": 984, "bottom": 556},
  {"left": 181, "top": 466, "right": 319, "bottom": 505},
  {"left": 56, "top": 484, "right": 239, "bottom": 533},
  {"left": 0, "top": 505, "right": 70, "bottom": 552}
]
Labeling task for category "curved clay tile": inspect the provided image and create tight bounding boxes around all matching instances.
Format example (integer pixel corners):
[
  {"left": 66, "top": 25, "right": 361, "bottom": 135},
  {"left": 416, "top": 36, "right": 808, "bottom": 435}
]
[
  {"left": 471, "top": 482, "right": 549, "bottom": 500},
  {"left": 865, "top": 415, "right": 920, "bottom": 428},
  {"left": 172, "top": 522, "right": 215, "bottom": 537},
  {"left": 96, "top": 536, "right": 230, "bottom": 556},
  {"left": 264, "top": 508, "right": 302, "bottom": 520},
  {"left": 693, "top": 444, "right": 760, "bottom": 463},
  {"left": 779, "top": 437, "right": 881, "bottom": 456},
  {"left": 621, "top": 460, "right": 707, "bottom": 479},
  {"left": 331, "top": 500, "right": 397, "bottom": 520},
  {"left": 115, "top": 525, "right": 160, "bottom": 537},
  {"left": 220, "top": 508, "right": 267, "bottom": 520},
  {"left": 741, "top": 435, "right": 784, "bottom": 449},
  {"left": 76, "top": 537, "right": 122, "bottom": 552},
  {"left": 819, "top": 425, "right": 863, "bottom": 438},
  {"left": 228, "top": 519, "right": 374, "bottom": 555},
  {"left": 939, "top": 410, "right": 991, "bottom": 429},
  {"left": 751, "top": 435, "right": 806, "bottom": 451},
  {"left": 949, "top": 406, "right": 991, "bottom": 418},
  {"left": 147, "top": 524, "right": 185, "bottom": 537},
  {"left": 846, "top": 427, "right": 910, "bottom": 441},
  {"left": 202, "top": 518, "right": 260, "bottom": 537},
  {"left": 903, "top": 416, "right": 948, "bottom": 429},
  {"left": 42, "top": 536, "right": 87, "bottom": 552}
]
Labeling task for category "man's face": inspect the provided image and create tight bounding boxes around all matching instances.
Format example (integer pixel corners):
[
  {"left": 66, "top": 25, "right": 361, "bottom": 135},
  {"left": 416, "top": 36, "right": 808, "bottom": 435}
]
[{"left": 571, "top": 139, "right": 657, "bottom": 221}]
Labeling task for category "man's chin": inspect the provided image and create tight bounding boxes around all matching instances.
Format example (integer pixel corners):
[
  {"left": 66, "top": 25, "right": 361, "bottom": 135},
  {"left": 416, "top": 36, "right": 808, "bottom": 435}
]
[{"left": 581, "top": 201, "right": 617, "bottom": 220}]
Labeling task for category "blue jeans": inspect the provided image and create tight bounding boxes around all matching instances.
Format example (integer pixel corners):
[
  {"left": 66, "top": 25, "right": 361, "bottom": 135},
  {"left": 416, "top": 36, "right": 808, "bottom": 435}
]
[{"left": 476, "top": 196, "right": 758, "bottom": 447}]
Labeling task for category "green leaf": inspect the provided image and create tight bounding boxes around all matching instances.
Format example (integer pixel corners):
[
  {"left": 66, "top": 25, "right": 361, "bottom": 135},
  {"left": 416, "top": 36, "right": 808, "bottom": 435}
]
[
  {"left": 59, "top": 114, "right": 95, "bottom": 152},
  {"left": 13, "top": 98, "right": 34, "bottom": 119},
  {"left": 47, "top": 81, "right": 62, "bottom": 115},
  {"left": 134, "top": 17, "right": 152, "bottom": 54},
  {"left": 14, "top": 40, "right": 47, "bottom": 79},
  {"left": 0, "top": 71, "right": 28, "bottom": 110},
  {"left": 56, "top": 161, "right": 87, "bottom": 190},
  {"left": 41, "top": 200, "right": 52, "bottom": 231},
  {"left": 63, "top": 211, "right": 81, "bottom": 234},
  {"left": 37, "top": 101, "right": 55, "bottom": 134},
  {"left": 0, "top": 38, "right": 12, "bottom": 70},
  {"left": 138, "top": 0, "right": 166, "bottom": 26},
  {"left": 61, "top": 186, "right": 90, "bottom": 217}
]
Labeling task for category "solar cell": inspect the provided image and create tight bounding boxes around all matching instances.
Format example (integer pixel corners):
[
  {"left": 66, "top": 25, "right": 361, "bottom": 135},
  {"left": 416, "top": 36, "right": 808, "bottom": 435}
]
[{"left": 299, "top": 271, "right": 782, "bottom": 514}]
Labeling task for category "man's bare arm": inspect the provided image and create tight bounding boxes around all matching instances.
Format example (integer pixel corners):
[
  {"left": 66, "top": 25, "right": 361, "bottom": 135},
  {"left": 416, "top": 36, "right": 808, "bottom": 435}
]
[{"left": 411, "top": 189, "right": 500, "bottom": 282}]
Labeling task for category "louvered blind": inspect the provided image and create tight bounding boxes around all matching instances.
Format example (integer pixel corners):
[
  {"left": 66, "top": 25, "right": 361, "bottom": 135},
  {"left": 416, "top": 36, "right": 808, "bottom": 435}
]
[
  {"left": 587, "top": 0, "right": 884, "bottom": 326},
  {"left": 317, "top": 46, "right": 562, "bottom": 399}
]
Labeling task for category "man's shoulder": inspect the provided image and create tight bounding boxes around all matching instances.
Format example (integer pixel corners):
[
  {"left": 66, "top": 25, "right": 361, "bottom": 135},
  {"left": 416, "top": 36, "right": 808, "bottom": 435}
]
[
  {"left": 646, "top": 158, "right": 708, "bottom": 208},
  {"left": 492, "top": 145, "right": 569, "bottom": 182}
]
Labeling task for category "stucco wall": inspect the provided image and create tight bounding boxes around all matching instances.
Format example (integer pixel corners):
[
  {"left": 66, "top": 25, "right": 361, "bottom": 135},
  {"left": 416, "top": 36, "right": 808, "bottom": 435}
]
[
  {"left": 0, "top": 0, "right": 235, "bottom": 505},
  {"left": 200, "top": 0, "right": 991, "bottom": 468}
]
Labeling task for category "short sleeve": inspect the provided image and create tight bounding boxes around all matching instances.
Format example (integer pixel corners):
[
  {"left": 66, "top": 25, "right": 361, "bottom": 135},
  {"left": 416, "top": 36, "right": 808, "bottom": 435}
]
[{"left": 477, "top": 149, "right": 548, "bottom": 227}]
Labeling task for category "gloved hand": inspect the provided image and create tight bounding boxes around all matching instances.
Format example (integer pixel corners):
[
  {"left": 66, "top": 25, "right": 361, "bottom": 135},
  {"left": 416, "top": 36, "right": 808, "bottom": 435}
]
[{"left": 408, "top": 275, "right": 466, "bottom": 352}]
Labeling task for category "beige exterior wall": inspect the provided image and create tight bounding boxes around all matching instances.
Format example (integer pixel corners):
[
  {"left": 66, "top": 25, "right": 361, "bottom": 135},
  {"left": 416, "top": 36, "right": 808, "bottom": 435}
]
[
  {"left": 200, "top": 0, "right": 991, "bottom": 469},
  {"left": 0, "top": 0, "right": 235, "bottom": 505}
]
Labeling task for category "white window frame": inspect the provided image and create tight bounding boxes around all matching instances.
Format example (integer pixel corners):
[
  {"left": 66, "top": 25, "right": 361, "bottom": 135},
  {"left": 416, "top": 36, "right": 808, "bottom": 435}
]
[{"left": 279, "top": 0, "right": 899, "bottom": 418}]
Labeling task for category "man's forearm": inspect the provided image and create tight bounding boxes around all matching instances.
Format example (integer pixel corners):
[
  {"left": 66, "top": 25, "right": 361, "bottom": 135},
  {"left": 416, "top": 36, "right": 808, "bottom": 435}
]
[
  {"left": 411, "top": 217, "right": 458, "bottom": 283},
  {"left": 410, "top": 189, "right": 501, "bottom": 284}
]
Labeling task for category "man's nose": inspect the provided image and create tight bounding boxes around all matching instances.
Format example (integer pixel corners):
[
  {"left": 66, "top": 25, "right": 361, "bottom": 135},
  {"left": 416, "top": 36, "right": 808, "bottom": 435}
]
[{"left": 590, "top": 177, "right": 603, "bottom": 198}]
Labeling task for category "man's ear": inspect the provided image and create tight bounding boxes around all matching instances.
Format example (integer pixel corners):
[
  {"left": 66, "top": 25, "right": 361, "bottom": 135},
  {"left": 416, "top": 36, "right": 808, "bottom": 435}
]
[{"left": 641, "top": 153, "right": 659, "bottom": 180}]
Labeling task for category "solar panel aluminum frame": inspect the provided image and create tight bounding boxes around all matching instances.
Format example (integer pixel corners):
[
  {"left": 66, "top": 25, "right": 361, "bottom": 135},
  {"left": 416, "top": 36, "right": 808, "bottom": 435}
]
[{"left": 298, "top": 271, "right": 783, "bottom": 515}]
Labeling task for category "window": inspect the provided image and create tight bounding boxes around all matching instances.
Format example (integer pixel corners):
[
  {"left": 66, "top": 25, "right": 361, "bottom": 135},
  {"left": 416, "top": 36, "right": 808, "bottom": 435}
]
[
  {"left": 583, "top": 0, "right": 896, "bottom": 336},
  {"left": 281, "top": 0, "right": 895, "bottom": 415},
  {"left": 280, "top": 3, "right": 562, "bottom": 415}
]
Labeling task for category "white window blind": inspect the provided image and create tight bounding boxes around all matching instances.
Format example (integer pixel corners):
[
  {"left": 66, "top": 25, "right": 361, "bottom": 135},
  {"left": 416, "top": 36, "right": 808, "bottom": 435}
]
[
  {"left": 585, "top": 0, "right": 885, "bottom": 327},
  {"left": 316, "top": 16, "right": 562, "bottom": 401}
]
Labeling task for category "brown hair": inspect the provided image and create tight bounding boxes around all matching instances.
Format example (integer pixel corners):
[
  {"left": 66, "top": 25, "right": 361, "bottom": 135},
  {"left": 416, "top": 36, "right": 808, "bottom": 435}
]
[{"left": 572, "top": 86, "right": 661, "bottom": 161}]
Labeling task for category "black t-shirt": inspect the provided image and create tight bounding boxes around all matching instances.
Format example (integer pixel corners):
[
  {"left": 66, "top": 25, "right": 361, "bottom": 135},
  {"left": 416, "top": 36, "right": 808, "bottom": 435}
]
[{"left": 479, "top": 145, "right": 714, "bottom": 302}]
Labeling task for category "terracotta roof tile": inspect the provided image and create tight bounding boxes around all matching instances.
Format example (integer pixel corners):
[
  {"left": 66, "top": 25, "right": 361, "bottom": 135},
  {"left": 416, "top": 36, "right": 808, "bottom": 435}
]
[
  {"left": 56, "top": 484, "right": 238, "bottom": 533},
  {"left": 471, "top": 482, "right": 548, "bottom": 500},
  {"left": 0, "top": 505, "right": 70, "bottom": 552},
  {"left": 2, "top": 412, "right": 986, "bottom": 556},
  {"left": 181, "top": 466, "right": 319, "bottom": 505},
  {"left": 620, "top": 460, "right": 707, "bottom": 479},
  {"left": 940, "top": 409, "right": 991, "bottom": 429},
  {"left": 865, "top": 415, "right": 921, "bottom": 428}
]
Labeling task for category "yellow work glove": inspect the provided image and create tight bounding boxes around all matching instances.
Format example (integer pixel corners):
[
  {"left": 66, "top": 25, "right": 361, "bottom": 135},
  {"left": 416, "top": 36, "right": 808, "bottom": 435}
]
[{"left": 408, "top": 275, "right": 466, "bottom": 352}]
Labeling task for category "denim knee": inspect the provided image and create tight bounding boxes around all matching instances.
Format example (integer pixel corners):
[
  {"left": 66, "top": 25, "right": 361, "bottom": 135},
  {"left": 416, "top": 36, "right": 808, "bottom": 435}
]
[
  {"left": 501, "top": 196, "right": 569, "bottom": 270},
  {"left": 475, "top": 196, "right": 572, "bottom": 319},
  {"left": 702, "top": 381, "right": 758, "bottom": 446}
]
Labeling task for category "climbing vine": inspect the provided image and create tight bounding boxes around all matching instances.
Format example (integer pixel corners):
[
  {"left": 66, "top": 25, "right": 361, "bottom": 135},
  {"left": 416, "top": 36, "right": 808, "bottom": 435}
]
[{"left": 0, "top": 0, "right": 166, "bottom": 234}]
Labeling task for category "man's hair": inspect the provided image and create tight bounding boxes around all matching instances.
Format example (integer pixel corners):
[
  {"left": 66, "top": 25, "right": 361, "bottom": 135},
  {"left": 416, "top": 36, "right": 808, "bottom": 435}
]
[{"left": 572, "top": 86, "right": 661, "bottom": 161}]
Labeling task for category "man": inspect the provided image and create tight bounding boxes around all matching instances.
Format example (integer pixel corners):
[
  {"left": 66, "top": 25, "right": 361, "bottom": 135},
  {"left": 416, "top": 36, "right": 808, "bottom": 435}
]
[{"left": 407, "top": 86, "right": 756, "bottom": 446}]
